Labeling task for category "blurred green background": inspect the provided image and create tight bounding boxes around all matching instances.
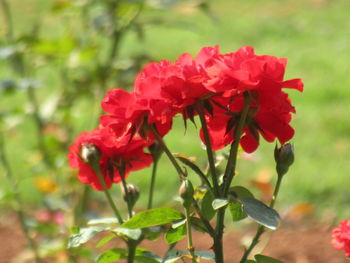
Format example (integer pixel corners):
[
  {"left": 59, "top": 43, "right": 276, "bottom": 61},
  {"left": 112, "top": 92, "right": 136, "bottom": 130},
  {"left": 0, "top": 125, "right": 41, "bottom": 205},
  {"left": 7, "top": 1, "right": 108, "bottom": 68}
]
[{"left": 1, "top": 0, "right": 350, "bottom": 221}]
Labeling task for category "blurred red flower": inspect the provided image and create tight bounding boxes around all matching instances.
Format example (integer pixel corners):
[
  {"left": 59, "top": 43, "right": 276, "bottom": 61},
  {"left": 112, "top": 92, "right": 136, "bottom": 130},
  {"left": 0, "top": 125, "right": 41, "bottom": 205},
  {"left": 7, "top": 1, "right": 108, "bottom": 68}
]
[{"left": 332, "top": 220, "right": 350, "bottom": 257}]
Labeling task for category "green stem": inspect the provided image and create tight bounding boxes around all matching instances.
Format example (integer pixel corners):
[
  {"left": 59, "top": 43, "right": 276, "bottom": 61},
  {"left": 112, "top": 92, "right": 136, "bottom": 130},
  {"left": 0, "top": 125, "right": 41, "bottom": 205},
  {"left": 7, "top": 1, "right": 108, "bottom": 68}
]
[
  {"left": 239, "top": 175, "right": 284, "bottom": 263},
  {"left": 0, "top": 132, "right": 42, "bottom": 263},
  {"left": 196, "top": 100, "right": 220, "bottom": 197},
  {"left": 0, "top": 0, "right": 13, "bottom": 41},
  {"left": 191, "top": 198, "right": 215, "bottom": 238},
  {"left": 26, "top": 85, "right": 52, "bottom": 167},
  {"left": 269, "top": 175, "right": 283, "bottom": 209},
  {"left": 92, "top": 164, "right": 124, "bottom": 224},
  {"left": 147, "top": 159, "right": 159, "bottom": 209},
  {"left": 120, "top": 173, "right": 133, "bottom": 219},
  {"left": 150, "top": 125, "right": 185, "bottom": 178},
  {"left": 127, "top": 240, "right": 137, "bottom": 263},
  {"left": 222, "top": 92, "right": 252, "bottom": 196},
  {"left": 185, "top": 208, "right": 196, "bottom": 263},
  {"left": 214, "top": 92, "right": 251, "bottom": 263}
]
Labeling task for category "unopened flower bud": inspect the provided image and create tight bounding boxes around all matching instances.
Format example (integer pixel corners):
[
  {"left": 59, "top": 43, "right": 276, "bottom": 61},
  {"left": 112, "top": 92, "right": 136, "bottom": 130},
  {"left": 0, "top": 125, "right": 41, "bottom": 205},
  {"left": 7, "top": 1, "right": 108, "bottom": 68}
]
[
  {"left": 122, "top": 184, "right": 140, "bottom": 209},
  {"left": 179, "top": 179, "right": 194, "bottom": 209},
  {"left": 274, "top": 143, "right": 294, "bottom": 176},
  {"left": 81, "top": 143, "right": 101, "bottom": 165},
  {"left": 148, "top": 141, "right": 163, "bottom": 162}
]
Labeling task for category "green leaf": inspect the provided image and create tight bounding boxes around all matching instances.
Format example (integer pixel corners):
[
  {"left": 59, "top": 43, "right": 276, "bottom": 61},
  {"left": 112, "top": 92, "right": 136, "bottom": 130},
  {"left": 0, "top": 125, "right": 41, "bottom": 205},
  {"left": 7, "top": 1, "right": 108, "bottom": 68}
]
[
  {"left": 245, "top": 260, "right": 256, "bottom": 263},
  {"left": 97, "top": 248, "right": 127, "bottom": 263},
  {"left": 201, "top": 190, "right": 216, "bottom": 220},
  {"left": 88, "top": 218, "right": 119, "bottom": 225},
  {"left": 68, "top": 226, "right": 106, "bottom": 248},
  {"left": 135, "top": 248, "right": 162, "bottom": 263},
  {"left": 229, "top": 186, "right": 254, "bottom": 199},
  {"left": 229, "top": 202, "right": 247, "bottom": 221},
  {"left": 228, "top": 186, "right": 255, "bottom": 221},
  {"left": 163, "top": 250, "right": 215, "bottom": 262},
  {"left": 194, "top": 251, "right": 215, "bottom": 260},
  {"left": 165, "top": 224, "right": 186, "bottom": 244},
  {"left": 190, "top": 217, "right": 208, "bottom": 233},
  {"left": 172, "top": 218, "right": 187, "bottom": 229},
  {"left": 96, "top": 234, "right": 116, "bottom": 248},
  {"left": 114, "top": 227, "right": 142, "bottom": 240},
  {"left": 255, "top": 254, "right": 284, "bottom": 263},
  {"left": 143, "top": 227, "right": 161, "bottom": 241},
  {"left": 239, "top": 198, "right": 280, "bottom": 230},
  {"left": 212, "top": 198, "right": 229, "bottom": 210},
  {"left": 122, "top": 208, "right": 184, "bottom": 229}
]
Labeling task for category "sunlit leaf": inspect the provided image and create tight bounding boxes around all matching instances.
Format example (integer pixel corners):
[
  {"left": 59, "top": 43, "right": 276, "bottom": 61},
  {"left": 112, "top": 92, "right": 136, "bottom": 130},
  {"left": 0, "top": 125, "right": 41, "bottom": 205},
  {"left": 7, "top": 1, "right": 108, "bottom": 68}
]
[
  {"left": 114, "top": 227, "right": 142, "bottom": 240},
  {"left": 122, "top": 208, "right": 183, "bottom": 229},
  {"left": 88, "top": 218, "right": 119, "bottom": 225},
  {"left": 68, "top": 226, "right": 106, "bottom": 248},
  {"left": 212, "top": 198, "right": 229, "bottom": 210}
]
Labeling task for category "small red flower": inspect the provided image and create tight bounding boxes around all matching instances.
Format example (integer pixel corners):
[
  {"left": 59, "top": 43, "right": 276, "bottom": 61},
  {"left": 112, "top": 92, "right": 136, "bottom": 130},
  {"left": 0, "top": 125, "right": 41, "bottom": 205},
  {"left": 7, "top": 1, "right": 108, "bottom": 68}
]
[
  {"left": 332, "top": 220, "right": 350, "bottom": 257},
  {"left": 68, "top": 127, "right": 152, "bottom": 190}
]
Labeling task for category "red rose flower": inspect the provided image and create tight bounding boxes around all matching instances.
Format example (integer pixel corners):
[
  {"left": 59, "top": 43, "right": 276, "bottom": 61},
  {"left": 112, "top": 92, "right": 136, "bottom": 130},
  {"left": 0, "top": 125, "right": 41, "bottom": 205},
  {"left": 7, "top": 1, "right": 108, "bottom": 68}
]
[
  {"left": 68, "top": 127, "right": 152, "bottom": 190},
  {"left": 101, "top": 89, "right": 174, "bottom": 139},
  {"left": 134, "top": 54, "right": 208, "bottom": 110},
  {"left": 199, "top": 46, "right": 303, "bottom": 152},
  {"left": 332, "top": 220, "right": 350, "bottom": 257}
]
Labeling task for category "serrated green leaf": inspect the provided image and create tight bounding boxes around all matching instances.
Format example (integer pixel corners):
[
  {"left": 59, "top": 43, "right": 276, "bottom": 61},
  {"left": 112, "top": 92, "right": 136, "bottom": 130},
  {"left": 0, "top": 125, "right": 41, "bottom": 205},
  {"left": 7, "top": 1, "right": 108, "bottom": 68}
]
[
  {"left": 240, "top": 198, "right": 280, "bottom": 230},
  {"left": 229, "top": 202, "right": 247, "bottom": 221},
  {"left": 165, "top": 224, "right": 186, "bottom": 244},
  {"left": 255, "top": 254, "right": 284, "bottom": 263},
  {"left": 114, "top": 227, "right": 142, "bottom": 240},
  {"left": 96, "top": 234, "right": 116, "bottom": 248},
  {"left": 68, "top": 226, "right": 106, "bottom": 248},
  {"left": 201, "top": 190, "right": 216, "bottom": 220},
  {"left": 97, "top": 248, "right": 127, "bottom": 263},
  {"left": 122, "top": 208, "right": 184, "bottom": 229},
  {"left": 212, "top": 198, "right": 229, "bottom": 210}
]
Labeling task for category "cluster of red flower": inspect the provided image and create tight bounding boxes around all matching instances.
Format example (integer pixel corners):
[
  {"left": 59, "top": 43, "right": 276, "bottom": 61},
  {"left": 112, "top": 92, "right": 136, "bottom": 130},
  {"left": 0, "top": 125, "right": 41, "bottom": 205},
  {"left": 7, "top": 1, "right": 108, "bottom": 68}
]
[{"left": 68, "top": 46, "right": 303, "bottom": 190}]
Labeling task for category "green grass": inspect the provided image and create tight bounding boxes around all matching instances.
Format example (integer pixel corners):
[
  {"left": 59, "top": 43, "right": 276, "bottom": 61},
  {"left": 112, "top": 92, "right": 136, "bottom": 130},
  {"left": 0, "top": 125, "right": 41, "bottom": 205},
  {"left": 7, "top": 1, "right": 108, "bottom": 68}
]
[{"left": 1, "top": 0, "right": 350, "bottom": 219}]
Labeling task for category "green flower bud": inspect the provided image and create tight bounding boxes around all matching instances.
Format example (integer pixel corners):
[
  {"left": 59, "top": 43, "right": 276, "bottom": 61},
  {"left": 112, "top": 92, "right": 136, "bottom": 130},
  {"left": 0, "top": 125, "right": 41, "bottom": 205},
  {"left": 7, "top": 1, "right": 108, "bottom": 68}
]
[
  {"left": 81, "top": 143, "right": 101, "bottom": 165},
  {"left": 179, "top": 179, "right": 194, "bottom": 209},
  {"left": 274, "top": 143, "right": 294, "bottom": 176},
  {"left": 122, "top": 184, "right": 140, "bottom": 209}
]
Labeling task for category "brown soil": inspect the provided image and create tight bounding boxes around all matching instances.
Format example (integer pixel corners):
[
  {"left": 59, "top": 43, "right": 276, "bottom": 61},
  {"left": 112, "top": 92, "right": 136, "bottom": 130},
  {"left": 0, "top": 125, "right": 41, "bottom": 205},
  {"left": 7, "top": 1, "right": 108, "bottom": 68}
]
[{"left": 0, "top": 217, "right": 347, "bottom": 263}]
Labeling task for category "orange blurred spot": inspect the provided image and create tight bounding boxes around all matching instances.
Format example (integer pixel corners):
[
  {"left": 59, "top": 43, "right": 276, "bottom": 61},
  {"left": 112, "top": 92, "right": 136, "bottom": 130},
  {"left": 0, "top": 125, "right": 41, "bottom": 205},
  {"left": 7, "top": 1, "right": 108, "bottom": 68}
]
[
  {"left": 251, "top": 168, "right": 273, "bottom": 201},
  {"left": 286, "top": 203, "right": 314, "bottom": 220},
  {"left": 35, "top": 176, "right": 58, "bottom": 194}
]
